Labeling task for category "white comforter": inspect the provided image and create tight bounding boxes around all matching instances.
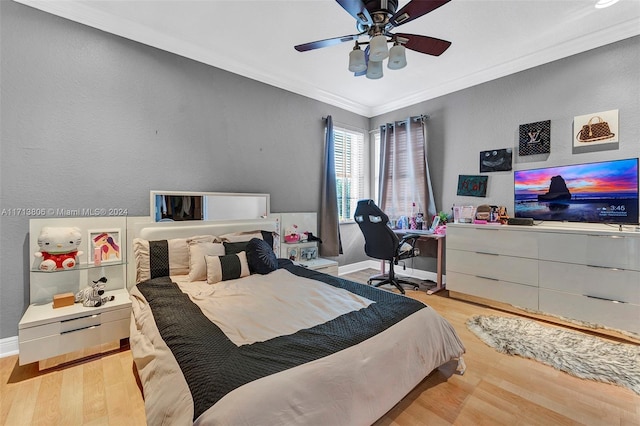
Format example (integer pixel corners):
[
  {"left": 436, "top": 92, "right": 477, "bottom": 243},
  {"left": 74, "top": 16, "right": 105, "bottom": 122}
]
[{"left": 130, "top": 269, "right": 465, "bottom": 426}]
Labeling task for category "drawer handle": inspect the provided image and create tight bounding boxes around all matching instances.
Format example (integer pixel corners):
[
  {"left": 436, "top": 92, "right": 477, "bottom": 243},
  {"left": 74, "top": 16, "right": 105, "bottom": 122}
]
[
  {"left": 475, "top": 251, "right": 499, "bottom": 256},
  {"left": 61, "top": 324, "right": 100, "bottom": 335},
  {"left": 476, "top": 275, "right": 499, "bottom": 281},
  {"left": 62, "top": 313, "right": 100, "bottom": 323},
  {"left": 584, "top": 294, "right": 626, "bottom": 303},
  {"left": 587, "top": 234, "right": 625, "bottom": 239},
  {"left": 586, "top": 264, "right": 626, "bottom": 271}
]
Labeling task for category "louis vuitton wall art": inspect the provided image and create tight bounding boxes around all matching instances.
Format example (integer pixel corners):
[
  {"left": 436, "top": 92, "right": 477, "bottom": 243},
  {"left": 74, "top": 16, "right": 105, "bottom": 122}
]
[
  {"left": 519, "top": 120, "right": 551, "bottom": 156},
  {"left": 574, "top": 109, "right": 618, "bottom": 147},
  {"left": 479, "top": 148, "right": 512, "bottom": 172}
]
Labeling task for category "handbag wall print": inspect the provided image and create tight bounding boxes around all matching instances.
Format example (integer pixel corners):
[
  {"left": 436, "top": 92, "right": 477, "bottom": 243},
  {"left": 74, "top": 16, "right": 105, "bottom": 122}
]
[
  {"left": 519, "top": 120, "right": 551, "bottom": 156},
  {"left": 574, "top": 109, "right": 619, "bottom": 147}
]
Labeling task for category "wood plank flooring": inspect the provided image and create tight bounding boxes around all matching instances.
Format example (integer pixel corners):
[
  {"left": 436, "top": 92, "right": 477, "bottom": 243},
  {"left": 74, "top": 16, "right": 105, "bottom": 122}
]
[{"left": 2, "top": 269, "right": 638, "bottom": 425}]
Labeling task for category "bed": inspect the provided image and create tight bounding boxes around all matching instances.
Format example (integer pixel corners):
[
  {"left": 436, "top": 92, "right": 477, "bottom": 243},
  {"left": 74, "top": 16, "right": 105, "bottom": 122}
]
[{"left": 128, "top": 218, "right": 466, "bottom": 425}]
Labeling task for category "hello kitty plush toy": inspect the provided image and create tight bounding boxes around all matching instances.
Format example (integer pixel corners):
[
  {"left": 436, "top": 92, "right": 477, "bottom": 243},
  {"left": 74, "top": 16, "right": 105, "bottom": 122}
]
[{"left": 33, "top": 227, "right": 83, "bottom": 271}]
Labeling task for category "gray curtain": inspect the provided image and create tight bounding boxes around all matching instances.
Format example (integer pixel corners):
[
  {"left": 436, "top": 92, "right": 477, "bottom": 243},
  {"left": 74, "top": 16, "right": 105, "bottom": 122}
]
[
  {"left": 319, "top": 115, "right": 342, "bottom": 256},
  {"left": 378, "top": 115, "right": 436, "bottom": 224}
]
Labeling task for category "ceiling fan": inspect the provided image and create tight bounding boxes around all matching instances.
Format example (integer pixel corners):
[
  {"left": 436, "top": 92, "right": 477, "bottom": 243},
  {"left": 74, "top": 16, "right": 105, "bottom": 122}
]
[{"left": 294, "top": 0, "right": 452, "bottom": 79}]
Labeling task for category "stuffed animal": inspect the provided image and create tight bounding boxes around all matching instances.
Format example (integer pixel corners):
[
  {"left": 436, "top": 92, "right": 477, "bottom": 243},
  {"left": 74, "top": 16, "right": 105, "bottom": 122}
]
[
  {"left": 33, "top": 227, "right": 83, "bottom": 271},
  {"left": 75, "top": 279, "right": 114, "bottom": 308}
]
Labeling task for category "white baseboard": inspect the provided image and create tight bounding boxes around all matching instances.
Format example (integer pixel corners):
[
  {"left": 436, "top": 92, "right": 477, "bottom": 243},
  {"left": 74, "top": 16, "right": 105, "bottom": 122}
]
[
  {"left": 0, "top": 336, "right": 19, "bottom": 359},
  {"left": 338, "top": 260, "right": 444, "bottom": 284}
]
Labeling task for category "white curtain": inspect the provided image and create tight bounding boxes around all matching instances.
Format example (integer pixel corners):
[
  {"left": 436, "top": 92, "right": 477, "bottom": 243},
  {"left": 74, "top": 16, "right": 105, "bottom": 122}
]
[{"left": 378, "top": 115, "right": 436, "bottom": 224}]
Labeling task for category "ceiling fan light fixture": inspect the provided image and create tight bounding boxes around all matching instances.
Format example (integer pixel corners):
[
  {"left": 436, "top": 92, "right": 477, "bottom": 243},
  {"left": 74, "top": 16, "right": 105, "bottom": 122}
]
[
  {"left": 366, "top": 60, "right": 383, "bottom": 79},
  {"left": 369, "top": 34, "right": 389, "bottom": 61},
  {"left": 348, "top": 46, "right": 367, "bottom": 73},
  {"left": 387, "top": 43, "right": 407, "bottom": 70}
]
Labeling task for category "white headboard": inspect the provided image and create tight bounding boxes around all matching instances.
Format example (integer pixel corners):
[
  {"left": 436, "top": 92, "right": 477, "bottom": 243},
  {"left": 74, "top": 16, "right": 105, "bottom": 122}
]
[{"left": 126, "top": 216, "right": 278, "bottom": 287}]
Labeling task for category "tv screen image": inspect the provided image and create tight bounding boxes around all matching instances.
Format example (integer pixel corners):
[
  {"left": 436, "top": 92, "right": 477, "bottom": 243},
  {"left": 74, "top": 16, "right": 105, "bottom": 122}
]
[{"left": 514, "top": 158, "right": 639, "bottom": 225}]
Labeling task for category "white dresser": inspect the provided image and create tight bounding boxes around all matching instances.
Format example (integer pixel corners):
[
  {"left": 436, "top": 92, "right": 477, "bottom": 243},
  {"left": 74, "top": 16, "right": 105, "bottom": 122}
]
[{"left": 446, "top": 223, "right": 640, "bottom": 336}]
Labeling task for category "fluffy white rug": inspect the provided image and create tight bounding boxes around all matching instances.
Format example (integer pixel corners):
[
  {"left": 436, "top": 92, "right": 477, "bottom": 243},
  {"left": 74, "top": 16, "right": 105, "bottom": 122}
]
[{"left": 466, "top": 315, "right": 640, "bottom": 395}]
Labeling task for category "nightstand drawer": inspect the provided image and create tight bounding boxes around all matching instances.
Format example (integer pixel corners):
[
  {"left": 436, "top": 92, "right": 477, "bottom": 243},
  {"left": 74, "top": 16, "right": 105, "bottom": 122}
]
[
  {"left": 19, "top": 306, "right": 130, "bottom": 342},
  {"left": 19, "top": 317, "right": 129, "bottom": 365}
]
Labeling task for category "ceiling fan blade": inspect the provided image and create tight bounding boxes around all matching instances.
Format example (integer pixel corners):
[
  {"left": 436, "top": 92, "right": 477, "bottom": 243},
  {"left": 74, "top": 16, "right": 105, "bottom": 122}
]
[
  {"left": 389, "top": 0, "right": 451, "bottom": 27},
  {"left": 294, "top": 34, "right": 360, "bottom": 52},
  {"left": 336, "top": 0, "right": 372, "bottom": 26},
  {"left": 393, "top": 33, "right": 452, "bottom": 56}
]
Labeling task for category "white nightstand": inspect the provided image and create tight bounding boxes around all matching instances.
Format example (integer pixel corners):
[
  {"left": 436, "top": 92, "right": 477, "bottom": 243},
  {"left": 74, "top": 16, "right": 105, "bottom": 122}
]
[
  {"left": 18, "top": 288, "right": 131, "bottom": 368},
  {"left": 294, "top": 257, "right": 339, "bottom": 276},
  {"left": 20, "top": 217, "right": 131, "bottom": 369}
]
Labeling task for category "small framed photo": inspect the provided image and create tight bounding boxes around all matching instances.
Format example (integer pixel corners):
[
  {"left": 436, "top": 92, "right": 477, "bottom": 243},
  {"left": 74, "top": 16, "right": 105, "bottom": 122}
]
[
  {"left": 287, "top": 246, "right": 299, "bottom": 262},
  {"left": 88, "top": 229, "right": 122, "bottom": 264}
]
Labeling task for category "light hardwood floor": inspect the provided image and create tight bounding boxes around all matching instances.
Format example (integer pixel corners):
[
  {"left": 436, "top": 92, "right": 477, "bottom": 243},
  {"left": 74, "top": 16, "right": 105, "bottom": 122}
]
[{"left": 2, "top": 269, "right": 638, "bottom": 426}]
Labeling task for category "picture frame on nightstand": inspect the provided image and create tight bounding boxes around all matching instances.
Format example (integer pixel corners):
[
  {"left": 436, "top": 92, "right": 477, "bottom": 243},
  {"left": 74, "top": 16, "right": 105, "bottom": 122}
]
[
  {"left": 287, "top": 246, "right": 299, "bottom": 261},
  {"left": 88, "top": 228, "right": 122, "bottom": 265}
]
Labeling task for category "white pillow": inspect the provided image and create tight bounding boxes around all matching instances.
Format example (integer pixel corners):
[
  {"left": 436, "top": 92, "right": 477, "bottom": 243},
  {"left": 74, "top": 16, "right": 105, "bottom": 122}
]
[
  {"left": 188, "top": 241, "right": 225, "bottom": 282},
  {"left": 133, "top": 235, "right": 217, "bottom": 283}
]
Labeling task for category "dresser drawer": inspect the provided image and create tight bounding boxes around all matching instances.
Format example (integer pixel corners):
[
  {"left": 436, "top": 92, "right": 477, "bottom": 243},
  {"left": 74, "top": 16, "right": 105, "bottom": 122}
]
[
  {"left": 447, "top": 249, "right": 538, "bottom": 286},
  {"left": 539, "top": 289, "right": 640, "bottom": 335},
  {"left": 538, "top": 232, "right": 640, "bottom": 270},
  {"left": 539, "top": 260, "right": 640, "bottom": 304},
  {"left": 447, "top": 271, "right": 538, "bottom": 310},
  {"left": 447, "top": 226, "right": 538, "bottom": 258},
  {"left": 19, "top": 317, "right": 129, "bottom": 365}
]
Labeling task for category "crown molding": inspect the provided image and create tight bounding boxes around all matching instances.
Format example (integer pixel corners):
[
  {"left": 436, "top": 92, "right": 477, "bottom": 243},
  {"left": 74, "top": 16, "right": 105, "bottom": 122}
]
[
  {"left": 14, "top": 1, "right": 640, "bottom": 119},
  {"left": 369, "top": 17, "right": 640, "bottom": 117}
]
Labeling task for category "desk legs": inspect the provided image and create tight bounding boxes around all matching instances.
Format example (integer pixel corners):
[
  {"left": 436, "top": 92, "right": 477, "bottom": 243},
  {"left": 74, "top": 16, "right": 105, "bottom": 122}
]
[
  {"left": 377, "top": 236, "right": 445, "bottom": 295},
  {"left": 426, "top": 237, "right": 444, "bottom": 295}
]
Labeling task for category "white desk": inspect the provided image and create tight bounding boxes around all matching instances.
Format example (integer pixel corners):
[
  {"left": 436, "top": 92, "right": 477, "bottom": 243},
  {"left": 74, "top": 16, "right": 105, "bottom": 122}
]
[{"left": 391, "top": 229, "right": 445, "bottom": 295}]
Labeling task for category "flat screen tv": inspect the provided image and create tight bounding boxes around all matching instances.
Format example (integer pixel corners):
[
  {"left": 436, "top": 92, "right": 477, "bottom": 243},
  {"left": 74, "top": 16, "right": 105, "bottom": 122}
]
[{"left": 514, "top": 158, "right": 639, "bottom": 225}]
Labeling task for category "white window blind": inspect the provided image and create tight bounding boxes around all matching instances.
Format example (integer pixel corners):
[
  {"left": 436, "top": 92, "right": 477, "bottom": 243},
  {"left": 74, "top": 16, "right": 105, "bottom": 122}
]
[{"left": 334, "top": 126, "right": 365, "bottom": 222}]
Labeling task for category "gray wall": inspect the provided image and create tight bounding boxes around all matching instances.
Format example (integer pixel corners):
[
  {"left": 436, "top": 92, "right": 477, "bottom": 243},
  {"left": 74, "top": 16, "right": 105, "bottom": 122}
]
[
  {"left": 373, "top": 36, "right": 640, "bottom": 217},
  {"left": 0, "top": 1, "right": 368, "bottom": 339},
  {"left": 1, "top": 0, "right": 638, "bottom": 340},
  {"left": 372, "top": 36, "right": 639, "bottom": 274}
]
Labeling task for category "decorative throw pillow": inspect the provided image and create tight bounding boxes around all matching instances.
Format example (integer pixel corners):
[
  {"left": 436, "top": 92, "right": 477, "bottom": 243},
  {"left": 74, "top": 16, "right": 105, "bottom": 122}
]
[
  {"left": 223, "top": 241, "right": 250, "bottom": 255},
  {"left": 188, "top": 241, "right": 225, "bottom": 282},
  {"left": 133, "top": 235, "right": 216, "bottom": 282},
  {"left": 246, "top": 237, "right": 278, "bottom": 274},
  {"left": 205, "top": 251, "right": 250, "bottom": 284},
  {"left": 220, "top": 230, "right": 275, "bottom": 248}
]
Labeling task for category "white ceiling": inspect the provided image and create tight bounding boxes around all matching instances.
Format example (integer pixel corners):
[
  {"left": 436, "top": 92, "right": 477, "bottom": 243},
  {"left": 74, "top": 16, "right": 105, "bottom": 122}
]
[{"left": 15, "top": 0, "right": 640, "bottom": 117}]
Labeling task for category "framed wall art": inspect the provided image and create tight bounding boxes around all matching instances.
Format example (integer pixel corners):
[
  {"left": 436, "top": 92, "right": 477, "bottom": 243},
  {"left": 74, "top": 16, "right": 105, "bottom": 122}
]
[
  {"left": 574, "top": 109, "right": 618, "bottom": 147},
  {"left": 519, "top": 120, "right": 551, "bottom": 156},
  {"left": 479, "top": 148, "right": 512, "bottom": 172},
  {"left": 456, "top": 175, "right": 488, "bottom": 197},
  {"left": 88, "top": 229, "right": 122, "bottom": 264}
]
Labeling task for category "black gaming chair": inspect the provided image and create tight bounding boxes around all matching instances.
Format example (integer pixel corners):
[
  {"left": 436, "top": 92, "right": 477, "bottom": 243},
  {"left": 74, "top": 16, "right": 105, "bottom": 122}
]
[{"left": 354, "top": 199, "right": 420, "bottom": 294}]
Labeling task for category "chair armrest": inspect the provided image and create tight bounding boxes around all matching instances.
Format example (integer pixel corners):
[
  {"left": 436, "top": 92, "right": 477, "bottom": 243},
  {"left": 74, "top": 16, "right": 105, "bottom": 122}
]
[{"left": 399, "top": 234, "right": 420, "bottom": 246}]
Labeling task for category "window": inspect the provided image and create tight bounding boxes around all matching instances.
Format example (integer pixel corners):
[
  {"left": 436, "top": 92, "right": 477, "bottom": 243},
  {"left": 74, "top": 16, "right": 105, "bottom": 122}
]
[{"left": 334, "top": 126, "right": 365, "bottom": 222}]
